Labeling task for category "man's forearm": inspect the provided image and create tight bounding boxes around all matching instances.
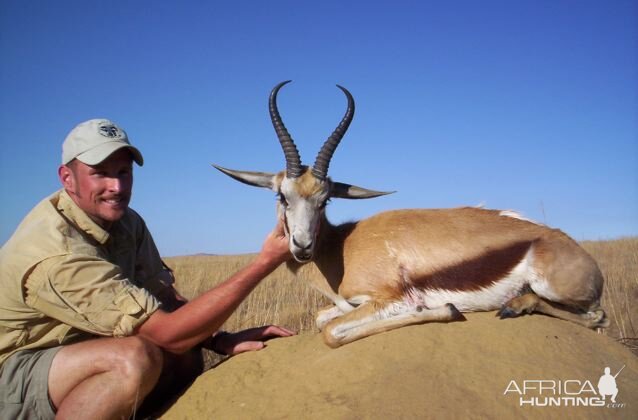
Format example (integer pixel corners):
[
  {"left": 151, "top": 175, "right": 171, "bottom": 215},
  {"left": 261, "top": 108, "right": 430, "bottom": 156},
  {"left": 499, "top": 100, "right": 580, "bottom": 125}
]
[{"left": 137, "top": 254, "right": 281, "bottom": 353}]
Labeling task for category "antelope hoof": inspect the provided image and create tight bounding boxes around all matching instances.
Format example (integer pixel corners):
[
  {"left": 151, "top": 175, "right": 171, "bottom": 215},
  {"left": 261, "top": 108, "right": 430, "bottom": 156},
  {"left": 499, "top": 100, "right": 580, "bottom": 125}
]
[
  {"left": 498, "top": 307, "right": 520, "bottom": 319},
  {"left": 587, "top": 309, "right": 610, "bottom": 329},
  {"left": 499, "top": 293, "right": 539, "bottom": 319},
  {"left": 446, "top": 303, "right": 466, "bottom": 321}
]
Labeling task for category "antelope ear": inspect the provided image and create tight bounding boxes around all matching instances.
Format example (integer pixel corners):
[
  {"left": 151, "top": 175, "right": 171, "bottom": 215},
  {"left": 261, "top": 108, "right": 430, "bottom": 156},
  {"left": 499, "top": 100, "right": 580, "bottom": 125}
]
[
  {"left": 213, "top": 165, "right": 278, "bottom": 190},
  {"left": 330, "top": 181, "right": 395, "bottom": 199}
]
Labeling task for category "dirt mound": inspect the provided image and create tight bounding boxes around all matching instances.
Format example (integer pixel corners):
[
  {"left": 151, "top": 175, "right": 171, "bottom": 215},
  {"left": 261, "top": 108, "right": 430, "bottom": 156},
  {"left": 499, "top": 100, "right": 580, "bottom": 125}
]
[{"left": 162, "top": 312, "right": 637, "bottom": 419}]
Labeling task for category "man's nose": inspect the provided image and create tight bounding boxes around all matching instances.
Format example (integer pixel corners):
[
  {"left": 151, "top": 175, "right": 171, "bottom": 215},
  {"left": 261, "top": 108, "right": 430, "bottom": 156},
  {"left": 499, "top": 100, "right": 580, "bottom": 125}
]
[{"left": 106, "top": 177, "right": 122, "bottom": 192}]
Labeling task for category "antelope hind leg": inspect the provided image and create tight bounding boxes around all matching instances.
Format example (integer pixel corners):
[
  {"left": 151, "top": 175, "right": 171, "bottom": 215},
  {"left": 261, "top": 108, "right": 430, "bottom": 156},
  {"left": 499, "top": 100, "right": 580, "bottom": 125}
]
[
  {"left": 498, "top": 293, "right": 541, "bottom": 318},
  {"left": 499, "top": 292, "right": 609, "bottom": 328},
  {"left": 322, "top": 302, "right": 465, "bottom": 348}
]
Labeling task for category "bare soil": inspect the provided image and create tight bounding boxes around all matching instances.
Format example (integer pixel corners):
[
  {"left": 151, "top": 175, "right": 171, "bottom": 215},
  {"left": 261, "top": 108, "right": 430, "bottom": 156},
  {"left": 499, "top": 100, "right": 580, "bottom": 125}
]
[{"left": 162, "top": 312, "right": 637, "bottom": 419}]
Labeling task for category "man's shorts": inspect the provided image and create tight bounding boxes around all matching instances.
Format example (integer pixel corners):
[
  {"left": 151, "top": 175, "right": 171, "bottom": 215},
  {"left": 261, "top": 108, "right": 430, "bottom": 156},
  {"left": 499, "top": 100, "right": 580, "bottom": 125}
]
[{"left": 0, "top": 347, "right": 62, "bottom": 420}]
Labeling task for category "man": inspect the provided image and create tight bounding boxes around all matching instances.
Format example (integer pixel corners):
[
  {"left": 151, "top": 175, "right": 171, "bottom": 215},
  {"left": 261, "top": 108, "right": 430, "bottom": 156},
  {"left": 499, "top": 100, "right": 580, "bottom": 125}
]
[{"left": 0, "top": 119, "right": 294, "bottom": 419}]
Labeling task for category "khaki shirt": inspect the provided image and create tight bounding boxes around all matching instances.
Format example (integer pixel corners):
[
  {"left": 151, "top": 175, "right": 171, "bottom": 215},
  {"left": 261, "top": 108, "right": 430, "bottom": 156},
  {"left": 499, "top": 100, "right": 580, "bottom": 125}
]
[{"left": 0, "top": 190, "right": 171, "bottom": 367}]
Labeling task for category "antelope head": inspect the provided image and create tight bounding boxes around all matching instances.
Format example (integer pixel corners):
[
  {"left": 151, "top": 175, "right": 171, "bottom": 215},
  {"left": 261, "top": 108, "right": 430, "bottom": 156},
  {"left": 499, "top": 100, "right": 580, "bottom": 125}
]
[{"left": 214, "top": 81, "right": 393, "bottom": 263}]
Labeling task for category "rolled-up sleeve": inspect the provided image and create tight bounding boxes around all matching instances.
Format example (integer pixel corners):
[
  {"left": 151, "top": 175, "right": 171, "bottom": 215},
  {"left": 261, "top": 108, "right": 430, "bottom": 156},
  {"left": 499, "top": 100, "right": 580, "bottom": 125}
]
[{"left": 25, "top": 255, "right": 160, "bottom": 337}]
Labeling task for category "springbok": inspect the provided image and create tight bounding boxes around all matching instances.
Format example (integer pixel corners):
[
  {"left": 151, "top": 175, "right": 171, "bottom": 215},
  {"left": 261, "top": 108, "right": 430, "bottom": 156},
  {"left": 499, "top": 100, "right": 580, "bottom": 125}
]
[{"left": 214, "top": 80, "right": 608, "bottom": 348}]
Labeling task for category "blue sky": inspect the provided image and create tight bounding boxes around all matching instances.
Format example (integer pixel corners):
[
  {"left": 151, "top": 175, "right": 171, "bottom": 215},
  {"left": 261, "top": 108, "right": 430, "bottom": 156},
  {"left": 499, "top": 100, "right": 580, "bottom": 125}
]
[{"left": 1, "top": 0, "right": 636, "bottom": 256}]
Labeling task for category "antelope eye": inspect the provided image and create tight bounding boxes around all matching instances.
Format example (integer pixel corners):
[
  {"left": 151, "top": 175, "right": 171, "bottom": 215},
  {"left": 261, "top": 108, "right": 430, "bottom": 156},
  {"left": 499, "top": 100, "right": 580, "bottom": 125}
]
[
  {"left": 319, "top": 199, "right": 330, "bottom": 209},
  {"left": 278, "top": 194, "right": 288, "bottom": 207}
]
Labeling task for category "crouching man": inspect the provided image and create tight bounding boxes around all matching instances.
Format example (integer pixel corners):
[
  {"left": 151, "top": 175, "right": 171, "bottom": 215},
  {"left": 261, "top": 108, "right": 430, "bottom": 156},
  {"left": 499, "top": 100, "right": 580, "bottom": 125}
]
[{"left": 0, "top": 119, "right": 294, "bottom": 419}]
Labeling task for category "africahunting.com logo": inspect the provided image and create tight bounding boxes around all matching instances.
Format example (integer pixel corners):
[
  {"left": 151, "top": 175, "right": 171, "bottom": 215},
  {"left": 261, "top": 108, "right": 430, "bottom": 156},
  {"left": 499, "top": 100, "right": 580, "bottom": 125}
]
[{"left": 503, "top": 365, "right": 626, "bottom": 409}]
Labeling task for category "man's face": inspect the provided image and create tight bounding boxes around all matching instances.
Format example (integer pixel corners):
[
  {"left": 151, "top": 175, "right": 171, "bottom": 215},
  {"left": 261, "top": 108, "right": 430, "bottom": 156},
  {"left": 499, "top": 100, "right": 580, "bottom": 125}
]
[{"left": 59, "top": 149, "right": 134, "bottom": 229}]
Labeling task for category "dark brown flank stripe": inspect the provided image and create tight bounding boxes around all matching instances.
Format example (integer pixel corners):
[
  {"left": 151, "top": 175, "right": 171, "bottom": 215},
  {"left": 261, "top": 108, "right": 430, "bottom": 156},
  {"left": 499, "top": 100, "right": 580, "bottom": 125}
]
[{"left": 411, "top": 240, "right": 533, "bottom": 292}]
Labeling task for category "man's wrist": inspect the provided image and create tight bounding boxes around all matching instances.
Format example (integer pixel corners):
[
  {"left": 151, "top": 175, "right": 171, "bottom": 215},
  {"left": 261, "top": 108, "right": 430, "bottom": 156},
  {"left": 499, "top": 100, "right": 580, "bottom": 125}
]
[
  {"left": 209, "top": 331, "right": 231, "bottom": 355},
  {"left": 253, "top": 252, "right": 283, "bottom": 273}
]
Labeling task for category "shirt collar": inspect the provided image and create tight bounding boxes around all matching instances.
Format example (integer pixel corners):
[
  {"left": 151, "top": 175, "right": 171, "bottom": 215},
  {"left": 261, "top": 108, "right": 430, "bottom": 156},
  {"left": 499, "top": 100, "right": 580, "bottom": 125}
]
[{"left": 56, "top": 189, "right": 111, "bottom": 245}]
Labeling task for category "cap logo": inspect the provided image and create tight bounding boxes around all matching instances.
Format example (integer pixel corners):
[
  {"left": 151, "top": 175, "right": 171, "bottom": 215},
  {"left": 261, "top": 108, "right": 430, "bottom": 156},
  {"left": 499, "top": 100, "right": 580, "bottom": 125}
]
[{"left": 98, "top": 123, "right": 123, "bottom": 139}]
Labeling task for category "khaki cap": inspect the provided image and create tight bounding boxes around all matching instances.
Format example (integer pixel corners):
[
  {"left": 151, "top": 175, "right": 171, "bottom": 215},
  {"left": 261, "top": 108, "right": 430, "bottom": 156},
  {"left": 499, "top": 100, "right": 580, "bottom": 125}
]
[{"left": 62, "top": 119, "right": 144, "bottom": 166}]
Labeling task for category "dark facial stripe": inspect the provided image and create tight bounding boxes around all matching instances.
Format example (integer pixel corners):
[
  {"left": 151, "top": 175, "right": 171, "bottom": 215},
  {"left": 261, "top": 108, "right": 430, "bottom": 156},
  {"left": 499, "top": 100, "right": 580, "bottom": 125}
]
[{"left": 282, "top": 210, "right": 290, "bottom": 237}]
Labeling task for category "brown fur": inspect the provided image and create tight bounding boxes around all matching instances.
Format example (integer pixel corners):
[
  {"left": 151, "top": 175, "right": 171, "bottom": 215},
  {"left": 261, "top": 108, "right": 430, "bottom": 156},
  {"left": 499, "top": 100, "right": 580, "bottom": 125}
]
[
  {"left": 294, "top": 170, "right": 327, "bottom": 198},
  {"left": 309, "top": 207, "right": 605, "bottom": 316},
  {"left": 275, "top": 173, "right": 606, "bottom": 346},
  {"left": 334, "top": 208, "right": 546, "bottom": 298}
]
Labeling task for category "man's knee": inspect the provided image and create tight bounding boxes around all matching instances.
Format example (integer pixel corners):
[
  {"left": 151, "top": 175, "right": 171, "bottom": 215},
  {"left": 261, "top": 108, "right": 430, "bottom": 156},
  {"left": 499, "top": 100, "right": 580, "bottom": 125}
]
[
  {"left": 47, "top": 336, "right": 165, "bottom": 415},
  {"left": 111, "top": 336, "right": 163, "bottom": 395},
  {"left": 114, "top": 336, "right": 163, "bottom": 376}
]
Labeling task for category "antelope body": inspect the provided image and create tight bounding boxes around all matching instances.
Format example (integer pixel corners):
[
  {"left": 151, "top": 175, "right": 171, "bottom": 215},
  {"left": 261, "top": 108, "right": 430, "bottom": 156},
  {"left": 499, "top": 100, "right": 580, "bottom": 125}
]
[{"left": 214, "top": 81, "right": 608, "bottom": 347}]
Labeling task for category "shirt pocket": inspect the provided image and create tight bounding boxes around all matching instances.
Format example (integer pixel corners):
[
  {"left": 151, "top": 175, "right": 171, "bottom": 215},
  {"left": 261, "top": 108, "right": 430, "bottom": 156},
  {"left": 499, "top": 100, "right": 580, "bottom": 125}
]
[{"left": 111, "top": 290, "right": 146, "bottom": 337}]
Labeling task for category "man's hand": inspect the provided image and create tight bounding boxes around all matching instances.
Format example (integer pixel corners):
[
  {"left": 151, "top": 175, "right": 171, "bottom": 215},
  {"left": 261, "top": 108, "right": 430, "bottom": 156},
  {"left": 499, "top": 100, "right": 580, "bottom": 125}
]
[
  {"left": 257, "top": 219, "right": 291, "bottom": 267},
  {"left": 207, "top": 325, "right": 296, "bottom": 356}
]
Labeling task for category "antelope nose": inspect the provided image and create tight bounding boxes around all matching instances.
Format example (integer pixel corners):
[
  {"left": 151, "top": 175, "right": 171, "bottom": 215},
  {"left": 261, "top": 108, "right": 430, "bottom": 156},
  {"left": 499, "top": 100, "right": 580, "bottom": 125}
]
[{"left": 292, "top": 236, "right": 313, "bottom": 250}]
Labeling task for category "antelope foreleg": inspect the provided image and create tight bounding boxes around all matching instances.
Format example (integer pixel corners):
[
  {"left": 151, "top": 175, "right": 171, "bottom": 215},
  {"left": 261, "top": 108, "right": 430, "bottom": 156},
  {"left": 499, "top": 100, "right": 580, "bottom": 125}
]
[
  {"left": 316, "top": 305, "right": 345, "bottom": 331},
  {"left": 322, "top": 301, "right": 464, "bottom": 348}
]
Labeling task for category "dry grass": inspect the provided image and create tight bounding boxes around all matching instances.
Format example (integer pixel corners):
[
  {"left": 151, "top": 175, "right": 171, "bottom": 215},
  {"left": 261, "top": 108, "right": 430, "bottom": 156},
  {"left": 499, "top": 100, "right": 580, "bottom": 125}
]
[
  {"left": 164, "top": 255, "right": 328, "bottom": 333},
  {"left": 582, "top": 237, "right": 638, "bottom": 353},
  {"left": 164, "top": 237, "right": 638, "bottom": 358},
  {"left": 164, "top": 255, "right": 328, "bottom": 366}
]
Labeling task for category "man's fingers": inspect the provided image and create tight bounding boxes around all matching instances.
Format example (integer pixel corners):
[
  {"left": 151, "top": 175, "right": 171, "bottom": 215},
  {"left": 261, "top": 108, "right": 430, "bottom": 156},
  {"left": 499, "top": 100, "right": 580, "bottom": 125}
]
[
  {"left": 219, "top": 325, "right": 297, "bottom": 356},
  {"left": 232, "top": 325, "right": 296, "bottom": 344},
  {"left": 247, "top": 325, "right": 296, "bottom": 340},
  {"left": 262, "top": 325, "right": 296, "bottom": 337},
  {"left": 232, "top": 341, "right": 266, "bottom": 355},
  {"left": 274, "top": 218, "right": 287, "bottom": 237}
]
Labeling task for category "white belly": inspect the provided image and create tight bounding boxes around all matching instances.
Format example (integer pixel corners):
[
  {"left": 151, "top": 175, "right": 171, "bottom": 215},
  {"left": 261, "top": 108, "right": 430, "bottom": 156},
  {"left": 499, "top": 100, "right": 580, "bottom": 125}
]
[{"left": 415, "top": 252, "right": 542, "bottom": 311}]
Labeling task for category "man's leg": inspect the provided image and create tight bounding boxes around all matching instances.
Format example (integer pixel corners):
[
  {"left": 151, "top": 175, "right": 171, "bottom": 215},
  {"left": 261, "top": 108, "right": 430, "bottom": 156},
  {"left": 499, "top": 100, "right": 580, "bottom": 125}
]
[
  {"left": 135, "top": 347, "right": 205, "bottom": 418},
  {"left": 48, "top": 336, "right": 163, "bottom": 419},
  {"left": 1, "top": 347, "right": 63, "bottom": 419}
]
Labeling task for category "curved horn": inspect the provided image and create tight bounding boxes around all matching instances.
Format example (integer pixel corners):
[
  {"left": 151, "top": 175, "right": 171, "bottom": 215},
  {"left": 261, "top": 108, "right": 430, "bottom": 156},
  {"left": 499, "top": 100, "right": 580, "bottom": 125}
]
[
  {"left": 312, "top": 84, "right": 355, "bottom": 180},
  {"left": 270, "top": 80, "right": 303, "bottom": 178}
]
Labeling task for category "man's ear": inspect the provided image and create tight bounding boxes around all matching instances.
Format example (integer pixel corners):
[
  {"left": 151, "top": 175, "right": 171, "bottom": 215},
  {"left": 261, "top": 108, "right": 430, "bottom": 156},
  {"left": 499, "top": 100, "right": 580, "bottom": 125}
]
[{"left": 58, "top": 164, "right": 75, "bottom": 191}]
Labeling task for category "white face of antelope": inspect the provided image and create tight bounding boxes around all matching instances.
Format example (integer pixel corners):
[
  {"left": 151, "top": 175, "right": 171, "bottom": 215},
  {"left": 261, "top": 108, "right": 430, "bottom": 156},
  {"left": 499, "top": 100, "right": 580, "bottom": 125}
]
[
  {"left": 213, "top": 163, "right": 392, "bottom": 263},
  {"left": 213, "top": 81, "right": 393, "bottom": 263},
  {"left": 278, "top": 172, "right": 330, "bottom": 263}
]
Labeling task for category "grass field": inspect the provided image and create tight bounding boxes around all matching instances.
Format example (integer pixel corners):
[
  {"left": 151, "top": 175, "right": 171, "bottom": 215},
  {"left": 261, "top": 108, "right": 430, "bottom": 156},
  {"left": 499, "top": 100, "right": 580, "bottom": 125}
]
[
  {"left": 582, "top": 238, "right": 638, "bottom": 352},
  {"left": 165, "top": 237, "right": 638, "bottom": 357}
]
